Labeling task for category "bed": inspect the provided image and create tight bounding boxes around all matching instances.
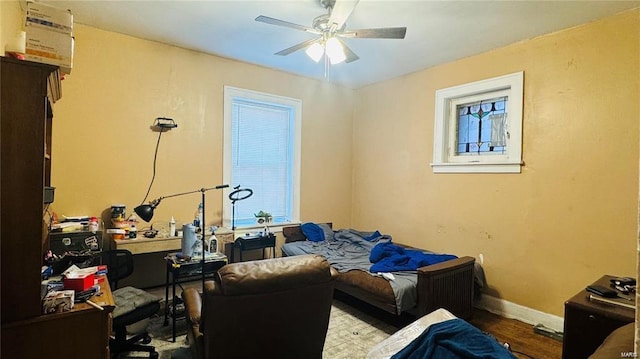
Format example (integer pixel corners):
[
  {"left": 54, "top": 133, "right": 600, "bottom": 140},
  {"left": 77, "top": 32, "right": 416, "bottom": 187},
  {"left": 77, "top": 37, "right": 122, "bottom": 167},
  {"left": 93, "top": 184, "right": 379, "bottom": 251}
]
[{"left": 282, "top": 223, "right": 483, "bottom": 319}]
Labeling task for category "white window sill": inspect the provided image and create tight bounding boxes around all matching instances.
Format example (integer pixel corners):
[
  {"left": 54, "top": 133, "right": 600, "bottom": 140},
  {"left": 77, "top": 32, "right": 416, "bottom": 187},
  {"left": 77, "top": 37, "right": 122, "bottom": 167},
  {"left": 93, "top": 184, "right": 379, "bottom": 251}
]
[{"left": 430, "top": 161, "right": 523, "bottom": 173}]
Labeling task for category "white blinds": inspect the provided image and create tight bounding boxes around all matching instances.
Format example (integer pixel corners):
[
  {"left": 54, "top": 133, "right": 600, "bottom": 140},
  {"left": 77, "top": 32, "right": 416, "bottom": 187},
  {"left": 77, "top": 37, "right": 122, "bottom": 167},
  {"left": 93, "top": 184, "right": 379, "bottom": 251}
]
[{"left": 231, "top": 99, "right": 293, "bottom": 226}]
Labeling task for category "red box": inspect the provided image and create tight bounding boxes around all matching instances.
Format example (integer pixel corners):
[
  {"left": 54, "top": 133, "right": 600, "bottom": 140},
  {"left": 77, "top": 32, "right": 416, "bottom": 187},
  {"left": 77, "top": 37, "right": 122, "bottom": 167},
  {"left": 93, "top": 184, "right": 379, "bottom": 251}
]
[{"left": 63, "top": 272, "right": 95, "bottom": 291}]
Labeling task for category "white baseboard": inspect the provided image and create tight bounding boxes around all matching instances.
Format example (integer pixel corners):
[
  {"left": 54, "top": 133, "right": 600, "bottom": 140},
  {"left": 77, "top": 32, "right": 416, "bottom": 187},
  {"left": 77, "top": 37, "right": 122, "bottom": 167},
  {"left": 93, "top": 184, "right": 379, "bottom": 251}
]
[{"left": 475, "top": 294, "right": 565, "bottom": 333}]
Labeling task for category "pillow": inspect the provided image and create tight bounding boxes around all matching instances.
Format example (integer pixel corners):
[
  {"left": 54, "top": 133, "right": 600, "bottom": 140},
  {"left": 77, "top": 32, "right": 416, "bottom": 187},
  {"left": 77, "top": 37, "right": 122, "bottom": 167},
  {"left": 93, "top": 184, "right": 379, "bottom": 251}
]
[
  {"left": 301, "top": 222, "right": 325, "bottom": 242},
  {"left": 317, "top": 223, "right": 335, "bottom": 241},
  {"left": 364, "top": 230, "right": 382, "bottom": 241}
]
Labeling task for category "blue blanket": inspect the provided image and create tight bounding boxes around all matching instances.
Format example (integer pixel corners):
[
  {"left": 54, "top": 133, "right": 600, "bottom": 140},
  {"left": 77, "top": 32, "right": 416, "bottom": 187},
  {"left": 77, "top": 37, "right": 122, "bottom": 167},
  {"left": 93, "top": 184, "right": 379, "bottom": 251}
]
[
  {"left": 391, "top": 318, "right": 517, "bottom": 359},
  {"left": 370, "top": 242, "right": 457, "bottom": 273}
]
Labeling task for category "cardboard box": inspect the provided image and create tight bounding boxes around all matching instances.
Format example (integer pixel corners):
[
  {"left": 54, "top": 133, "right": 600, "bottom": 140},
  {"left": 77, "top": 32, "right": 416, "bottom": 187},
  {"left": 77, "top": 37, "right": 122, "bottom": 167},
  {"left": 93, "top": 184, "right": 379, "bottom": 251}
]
[
  {"left": 24, "top": 27, "right": 73, "bottom": 74},
  {"left": 42, "top": 290, "right": 74, "bottom": 314},
  {"left": 63, "top": 272, "right": 95, "bottom": 291},
  {"left": 25, "top": 1, "right": 73, "bottom": 35}
]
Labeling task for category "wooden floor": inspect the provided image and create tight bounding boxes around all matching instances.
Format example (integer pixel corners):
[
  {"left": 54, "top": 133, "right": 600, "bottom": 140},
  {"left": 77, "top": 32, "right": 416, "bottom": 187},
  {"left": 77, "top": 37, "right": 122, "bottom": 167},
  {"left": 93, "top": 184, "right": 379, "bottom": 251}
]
[{"left": 468, "top": 309, "right": 563, "bottom": 359}]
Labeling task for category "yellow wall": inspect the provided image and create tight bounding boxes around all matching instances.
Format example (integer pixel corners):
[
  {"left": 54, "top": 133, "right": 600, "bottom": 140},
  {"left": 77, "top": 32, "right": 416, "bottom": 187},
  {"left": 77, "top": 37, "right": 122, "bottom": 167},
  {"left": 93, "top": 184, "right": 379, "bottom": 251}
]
[
  {"left": 0, "top": 1, "right": 24, "bottom": 51},
  {"left": 1, "top": 1, "right": 354, "bottom": 232},
  {"left": 352, "top": 9, "right": 639, "bottom": 316}
]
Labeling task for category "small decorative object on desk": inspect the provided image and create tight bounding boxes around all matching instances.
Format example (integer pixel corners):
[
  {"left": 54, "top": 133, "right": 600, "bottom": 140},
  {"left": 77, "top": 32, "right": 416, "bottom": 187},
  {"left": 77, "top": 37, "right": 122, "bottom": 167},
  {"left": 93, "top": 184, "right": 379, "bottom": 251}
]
[
  {"left": 110, "top": 204, "right": 126, "bottom": 222},
  {"left": 88, "top": 216, "right": 99, "bottom": 232},
  {"left": 254, "top": 210, "right": 273, "bottom": 233}
]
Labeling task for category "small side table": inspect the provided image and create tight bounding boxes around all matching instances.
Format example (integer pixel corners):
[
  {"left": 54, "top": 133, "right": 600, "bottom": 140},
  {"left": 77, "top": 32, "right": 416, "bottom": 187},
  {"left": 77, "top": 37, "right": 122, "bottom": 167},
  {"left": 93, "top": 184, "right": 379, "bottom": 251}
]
[
  {"left": 231, "top": 233, "right": 276, "bottom": 262},
  {"left": 163, "top": 253, "right": 227, "bottom": 342},
  {"left": 562, "top": 274, "right": 635, "bottom": 359}
]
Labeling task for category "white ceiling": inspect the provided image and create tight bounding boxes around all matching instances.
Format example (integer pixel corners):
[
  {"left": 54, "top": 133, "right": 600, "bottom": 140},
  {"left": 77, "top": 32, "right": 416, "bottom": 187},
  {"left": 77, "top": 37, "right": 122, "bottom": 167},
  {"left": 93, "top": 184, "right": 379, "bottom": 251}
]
[{"left": 41, "top": 0, "right": 639, "bottom": 88}]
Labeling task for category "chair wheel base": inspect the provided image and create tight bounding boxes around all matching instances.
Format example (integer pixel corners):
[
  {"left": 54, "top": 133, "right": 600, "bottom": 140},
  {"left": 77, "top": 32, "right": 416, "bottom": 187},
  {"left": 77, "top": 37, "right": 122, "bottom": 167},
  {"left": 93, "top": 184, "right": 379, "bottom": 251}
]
[{"left": 142, "top": 335, "right": 152, "bottom": 344}]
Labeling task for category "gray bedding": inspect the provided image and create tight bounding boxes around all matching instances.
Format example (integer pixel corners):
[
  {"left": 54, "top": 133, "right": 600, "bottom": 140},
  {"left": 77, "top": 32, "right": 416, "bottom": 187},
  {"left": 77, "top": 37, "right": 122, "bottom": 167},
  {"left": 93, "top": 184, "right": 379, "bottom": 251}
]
[{"left": 281, "top": 229, "right": 419, "bottom": 313}]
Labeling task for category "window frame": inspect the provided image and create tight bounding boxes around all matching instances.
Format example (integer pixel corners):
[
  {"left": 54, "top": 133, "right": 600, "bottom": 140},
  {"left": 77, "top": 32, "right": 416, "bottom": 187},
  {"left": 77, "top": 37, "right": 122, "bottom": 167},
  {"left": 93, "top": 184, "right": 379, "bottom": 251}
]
[
  {"left": 431, "top": 72, "right": 524, "bottom": 173},
  {"left": 222, "top": 86, "right": 302, "bottom": 230}
]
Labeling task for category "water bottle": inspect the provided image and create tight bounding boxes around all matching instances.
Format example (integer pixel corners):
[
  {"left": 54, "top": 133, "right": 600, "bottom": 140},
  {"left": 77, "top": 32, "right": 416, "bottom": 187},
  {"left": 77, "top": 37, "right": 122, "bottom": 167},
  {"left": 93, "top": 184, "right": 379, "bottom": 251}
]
[
  {"left": 169, "top": 216, "right": 176, "bottom": 237},
  {"left": 193, "top": 203, "right": 203, "bottom": 229},
  {"left": 129, "top": 223, "right": 137, "bottom": 239}
]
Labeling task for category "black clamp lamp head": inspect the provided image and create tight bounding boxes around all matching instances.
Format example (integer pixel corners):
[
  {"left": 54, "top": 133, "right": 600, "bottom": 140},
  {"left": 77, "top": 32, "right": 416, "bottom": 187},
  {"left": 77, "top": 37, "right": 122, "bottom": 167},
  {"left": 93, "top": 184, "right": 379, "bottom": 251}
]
[
  {"left": 152, "top": 117, "right": 178, "bottom": 130},
  {"left": 134, "top": 198, "right": 162, "bottom": 223}
]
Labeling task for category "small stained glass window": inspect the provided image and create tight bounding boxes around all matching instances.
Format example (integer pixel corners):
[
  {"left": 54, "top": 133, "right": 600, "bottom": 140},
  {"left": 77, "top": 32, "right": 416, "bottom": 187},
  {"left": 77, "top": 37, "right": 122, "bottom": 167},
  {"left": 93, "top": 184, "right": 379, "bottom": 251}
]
[
  {"left": 456, "top": 96, "right": 508, "bottom": 155},
  {"left": 432, "top": 71, "right": 523, "bottom": 173}
]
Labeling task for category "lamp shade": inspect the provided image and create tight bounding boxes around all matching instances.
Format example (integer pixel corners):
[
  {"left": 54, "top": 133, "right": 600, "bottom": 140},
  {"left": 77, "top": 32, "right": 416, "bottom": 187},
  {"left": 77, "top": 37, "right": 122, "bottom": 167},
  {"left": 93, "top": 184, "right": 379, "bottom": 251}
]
[
  {"left": 305, "top": 42, "right": 324, "bottom": 63},
  {"left": 325, "top": 37, "right": 346, "bottom": 65},
  {"left": 134, "top": 204, "right": 156, "bottom": 222}
]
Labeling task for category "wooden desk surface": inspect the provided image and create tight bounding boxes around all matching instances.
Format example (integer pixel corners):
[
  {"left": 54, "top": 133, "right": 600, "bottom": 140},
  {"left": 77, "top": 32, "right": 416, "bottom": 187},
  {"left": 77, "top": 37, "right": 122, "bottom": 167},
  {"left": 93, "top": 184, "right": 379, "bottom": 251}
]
[
  {"left": 84, "top": 277, "right": 115, "bottom": 310},
  {"left": 112, "top": 227, "right": 234, "bottom": 255}
]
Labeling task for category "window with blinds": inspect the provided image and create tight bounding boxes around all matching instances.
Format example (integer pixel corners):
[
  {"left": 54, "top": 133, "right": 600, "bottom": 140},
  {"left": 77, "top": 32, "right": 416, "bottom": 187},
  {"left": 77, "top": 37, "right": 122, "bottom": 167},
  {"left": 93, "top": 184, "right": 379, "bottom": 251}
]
[{"left": 223, "top": 87, "right": 301, "bottom": 229}]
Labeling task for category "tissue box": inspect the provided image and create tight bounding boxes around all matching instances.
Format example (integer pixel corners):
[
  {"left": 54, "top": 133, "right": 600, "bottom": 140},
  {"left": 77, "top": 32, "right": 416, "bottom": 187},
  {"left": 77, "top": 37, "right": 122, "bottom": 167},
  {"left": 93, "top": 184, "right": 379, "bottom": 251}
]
[
  {"left": 24, "top": 27, "right": 74, "bottom": 74},
  {"left": 41, "top": 278, "right": 64, "bottom": 300},
  {"left": 25, "top": 1, "right": 73, "bottom": 35},
  {"left": 63, "top": 272, "right": 94, "bottom": 291},
  {"left": 42, "top": 290, "right": 74, "bottom": 314}
]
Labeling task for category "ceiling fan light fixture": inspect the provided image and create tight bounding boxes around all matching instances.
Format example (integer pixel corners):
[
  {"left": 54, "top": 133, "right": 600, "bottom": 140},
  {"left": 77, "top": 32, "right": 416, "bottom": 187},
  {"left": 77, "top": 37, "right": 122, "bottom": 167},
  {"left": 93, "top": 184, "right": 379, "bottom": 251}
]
[
  {"left": 306, "top": 42, "right": 324, "bottom": 62},
  {"left": 325, "top": 37, "right": 346, "bottom": 64}
]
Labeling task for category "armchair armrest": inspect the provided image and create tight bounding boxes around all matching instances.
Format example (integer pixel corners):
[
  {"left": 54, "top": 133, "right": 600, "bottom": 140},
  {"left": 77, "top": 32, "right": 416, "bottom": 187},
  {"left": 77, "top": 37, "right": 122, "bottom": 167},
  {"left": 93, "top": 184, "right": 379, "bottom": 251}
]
[
  {"left": 416, "top": 256, "right": 475, "bottom": 319},
  {"left": 183, "top": 287, "right": 202, "bottom": 326},
  {"left": 182, "top": 287, "right": 205, "bottom": 359}
]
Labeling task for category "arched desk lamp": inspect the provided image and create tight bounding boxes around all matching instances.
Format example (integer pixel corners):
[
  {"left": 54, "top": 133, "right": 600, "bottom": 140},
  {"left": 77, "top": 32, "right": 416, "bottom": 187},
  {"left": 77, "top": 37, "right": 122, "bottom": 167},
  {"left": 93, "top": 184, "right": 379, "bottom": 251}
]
[{"left": 133, "top": 184, "right": 229, "bottom": 290}]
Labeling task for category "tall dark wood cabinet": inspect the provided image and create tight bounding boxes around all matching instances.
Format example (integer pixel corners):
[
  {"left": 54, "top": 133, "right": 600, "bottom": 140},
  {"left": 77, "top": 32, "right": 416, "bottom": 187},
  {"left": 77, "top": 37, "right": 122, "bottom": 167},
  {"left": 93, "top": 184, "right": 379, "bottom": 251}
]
[
  {"left": 1, "top": 56, "right": 60, "bottom": 322},
  {"left": 0, "top": 57, "right": 115, "bottom": 358}
]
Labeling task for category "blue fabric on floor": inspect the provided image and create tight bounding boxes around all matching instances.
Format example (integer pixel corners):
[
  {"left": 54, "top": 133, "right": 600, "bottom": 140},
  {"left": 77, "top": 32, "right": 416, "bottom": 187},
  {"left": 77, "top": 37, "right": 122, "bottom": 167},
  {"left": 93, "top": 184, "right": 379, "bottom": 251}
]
[
  {"left": 369, "top": 241, "right": 457, "bottom": 273},
  {"left": 391, "top": 318, "right": 517, "bottom": 359}
]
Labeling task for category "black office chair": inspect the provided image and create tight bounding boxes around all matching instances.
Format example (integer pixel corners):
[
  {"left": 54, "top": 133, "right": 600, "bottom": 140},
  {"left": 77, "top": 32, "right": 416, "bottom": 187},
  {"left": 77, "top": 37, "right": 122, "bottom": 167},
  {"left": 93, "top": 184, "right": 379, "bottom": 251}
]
[{"left": 101, "top": 250, "right": 160, "bottom": 359}]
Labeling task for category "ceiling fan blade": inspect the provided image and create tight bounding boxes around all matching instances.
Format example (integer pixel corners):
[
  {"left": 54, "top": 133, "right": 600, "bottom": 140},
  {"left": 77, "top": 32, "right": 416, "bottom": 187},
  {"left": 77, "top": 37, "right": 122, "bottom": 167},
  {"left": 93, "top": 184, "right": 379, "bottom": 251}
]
[
  {"left": 329, "top": 0, "right": 360, "bottom": 30},
  {"left": 340, "top": 27, "right": 407, "bottom": 39},
  {"left": 255, "top": 15, "right": 321, "bottom": 34},
  {"left": 275, "top": 38, "right": 321, "bottom": 56},
  {"left": 341, "top": 41, "right": 360, "bottom": 63}
]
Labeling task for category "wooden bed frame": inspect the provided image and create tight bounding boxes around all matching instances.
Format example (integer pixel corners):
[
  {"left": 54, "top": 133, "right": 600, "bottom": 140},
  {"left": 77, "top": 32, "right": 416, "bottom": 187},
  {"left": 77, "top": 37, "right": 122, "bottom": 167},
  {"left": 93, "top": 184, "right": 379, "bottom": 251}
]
[{"left": 282, "top": 224, "right": 475, "bottom": 319}]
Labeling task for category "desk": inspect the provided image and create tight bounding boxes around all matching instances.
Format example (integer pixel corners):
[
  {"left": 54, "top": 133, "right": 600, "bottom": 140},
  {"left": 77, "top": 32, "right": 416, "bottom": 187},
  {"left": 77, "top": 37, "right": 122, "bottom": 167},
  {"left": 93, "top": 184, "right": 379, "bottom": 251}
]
[
  {"left": 112, "top": 229, "right": 234, "bottom": 288},
  {"left": 1, "top": 278, "right": 115, "bottom": 358},
  {"left": 232, "top": 233, "right": 276, "bottom": 262},
  {"left": 163, "top": 252, "right": 227, "bottom": 341}
]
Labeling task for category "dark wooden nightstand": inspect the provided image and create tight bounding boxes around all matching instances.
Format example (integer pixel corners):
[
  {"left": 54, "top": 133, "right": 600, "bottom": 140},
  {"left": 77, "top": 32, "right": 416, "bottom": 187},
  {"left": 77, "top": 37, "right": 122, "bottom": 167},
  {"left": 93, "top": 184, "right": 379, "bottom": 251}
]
[
  {"left": 231, "top": 232, "right": 276, "bottom": 262},
  {"left": 562, "top": 275, "right": 635, "bottom": 359}
]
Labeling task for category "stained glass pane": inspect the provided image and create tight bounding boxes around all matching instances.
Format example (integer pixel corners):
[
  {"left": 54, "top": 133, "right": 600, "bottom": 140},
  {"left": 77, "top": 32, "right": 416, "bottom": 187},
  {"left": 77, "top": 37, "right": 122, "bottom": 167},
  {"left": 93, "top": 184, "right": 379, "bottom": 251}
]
[{"left": 455, "top": 96, "right": 508, "bottom": 155}]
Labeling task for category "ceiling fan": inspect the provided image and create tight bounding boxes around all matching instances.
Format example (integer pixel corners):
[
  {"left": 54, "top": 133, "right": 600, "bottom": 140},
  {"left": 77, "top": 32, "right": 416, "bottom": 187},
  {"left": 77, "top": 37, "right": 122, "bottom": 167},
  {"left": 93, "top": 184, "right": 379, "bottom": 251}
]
[{"left": 255, "top": 0, "right": 407, "bottom": 66}]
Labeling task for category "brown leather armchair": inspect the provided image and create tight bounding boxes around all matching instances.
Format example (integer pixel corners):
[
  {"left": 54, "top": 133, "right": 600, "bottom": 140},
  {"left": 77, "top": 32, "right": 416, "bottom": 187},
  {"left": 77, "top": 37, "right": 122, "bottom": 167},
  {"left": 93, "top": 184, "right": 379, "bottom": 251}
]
[{"left": 182, "top": 254, "right": 338, "bottom": 359}]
